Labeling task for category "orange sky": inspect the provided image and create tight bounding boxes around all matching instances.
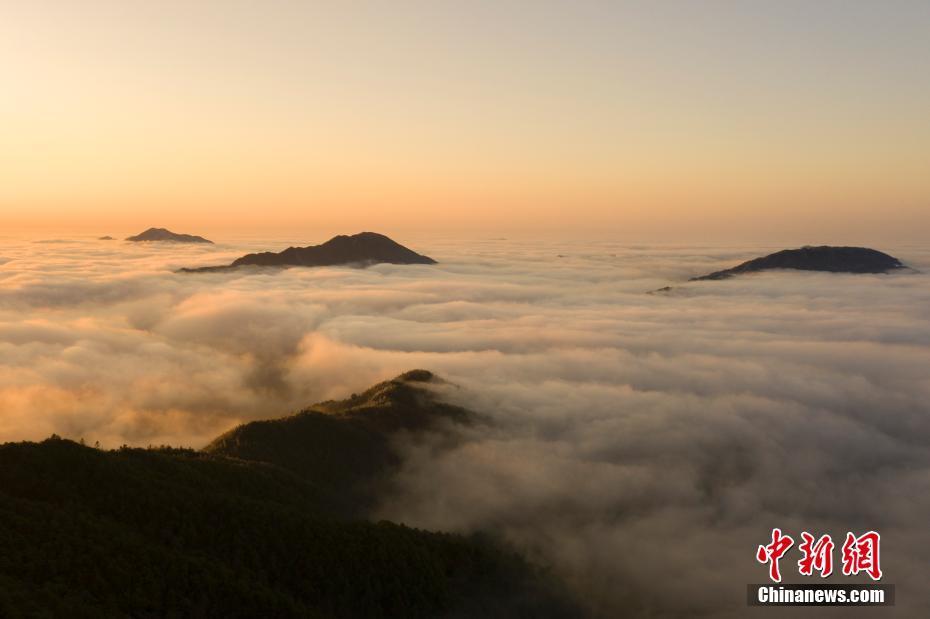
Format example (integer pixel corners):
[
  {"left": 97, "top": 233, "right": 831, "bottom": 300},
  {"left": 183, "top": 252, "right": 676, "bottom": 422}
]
[{"left": 2, "top": 1, "right": 929, "bottom": 242}]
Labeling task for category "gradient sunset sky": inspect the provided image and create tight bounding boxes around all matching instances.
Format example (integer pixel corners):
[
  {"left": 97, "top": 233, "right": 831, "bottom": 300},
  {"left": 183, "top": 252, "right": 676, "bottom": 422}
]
[{"left": 2, "top": 1, "right": 928, "bottom": 241}]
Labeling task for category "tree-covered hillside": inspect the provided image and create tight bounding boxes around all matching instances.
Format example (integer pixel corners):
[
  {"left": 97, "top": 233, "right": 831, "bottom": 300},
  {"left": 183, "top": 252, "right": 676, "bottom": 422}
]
[
  {"left": 204, "top": 370, "right": 475, "bottom": 516},
  {"left": 0, "top": 371, "right": 578, "bottom": 618}
]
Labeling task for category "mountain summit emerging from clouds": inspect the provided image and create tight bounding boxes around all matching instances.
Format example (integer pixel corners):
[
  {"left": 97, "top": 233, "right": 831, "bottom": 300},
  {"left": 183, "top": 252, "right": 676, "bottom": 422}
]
[
  {"left": 691, "top": 246, "right": 906, "bottom": 281},
  {"left": 126, "top": 227, "right": 213, "bottom": 244},
  {"left": 182, "top": 232, "right": 435, "bottom": 272},
  {"left": 205, "top": 369, "right": 471, "bottom": 515}
]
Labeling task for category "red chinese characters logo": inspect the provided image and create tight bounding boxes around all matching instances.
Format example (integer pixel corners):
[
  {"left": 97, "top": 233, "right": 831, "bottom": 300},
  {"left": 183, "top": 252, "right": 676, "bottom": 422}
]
[
  {"left": 841, "top": 531, "right": 882, "bottom": 581},
  {"left": 757, "top": 529, "right": 882, "bottom": 582},
  {"left": 756, "top": 528, "right": 794, "bottom": 583},
  {"left": 798, "top": 532, "right": 834, "bottom": 577}
]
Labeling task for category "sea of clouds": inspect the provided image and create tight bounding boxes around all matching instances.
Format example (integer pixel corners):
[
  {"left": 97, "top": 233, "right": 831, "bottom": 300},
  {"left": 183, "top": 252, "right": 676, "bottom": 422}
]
[{"left": 1, "top": 232, "right": 928, "bottom": 617}]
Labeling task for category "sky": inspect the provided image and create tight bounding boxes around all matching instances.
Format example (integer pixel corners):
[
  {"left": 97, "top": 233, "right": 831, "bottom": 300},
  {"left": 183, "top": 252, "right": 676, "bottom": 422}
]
[{"left": 2, "top": 1, "right": 929, "bottom": 241}]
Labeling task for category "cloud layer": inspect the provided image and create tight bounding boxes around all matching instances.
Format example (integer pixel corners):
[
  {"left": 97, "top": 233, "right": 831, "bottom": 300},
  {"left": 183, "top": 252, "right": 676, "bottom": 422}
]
[{"left": 2, "top": 234, "right": 929, "bottom": 616}]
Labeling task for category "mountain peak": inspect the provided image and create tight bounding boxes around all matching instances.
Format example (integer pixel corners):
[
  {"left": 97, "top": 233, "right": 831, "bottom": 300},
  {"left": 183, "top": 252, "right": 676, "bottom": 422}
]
[
  {"left": 327, "top": 231, "right": 390, "bottom": 242},
  {"left": 181, "top": 232, "right": 435, "bottom": 272},
  {"left": 203, "top": 370, "right": 470, "bottom": 514},
  {"left": 126, "top": 227, "right": 213, "bottom": 244},
  {"left": 691, "top": 245, "right": 906, "bottom": 281},
  {"left": 309, "top": 369, "right": 446, "bottom": 417}
]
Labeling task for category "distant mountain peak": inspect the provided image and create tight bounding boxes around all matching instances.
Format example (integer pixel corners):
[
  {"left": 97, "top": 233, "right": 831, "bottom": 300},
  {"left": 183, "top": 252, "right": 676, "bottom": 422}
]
[
  {"left": 181, "top": 232, "right": 435, "bottom": 272},
  {"left": 691, "top": 245, "right": 906, "bottom": 281},
  {"left": 126, "top": 227, "right": 213, "bottom": 244},
  {"left": 329, "top": 231, "right": 389, "bottom": 242}
]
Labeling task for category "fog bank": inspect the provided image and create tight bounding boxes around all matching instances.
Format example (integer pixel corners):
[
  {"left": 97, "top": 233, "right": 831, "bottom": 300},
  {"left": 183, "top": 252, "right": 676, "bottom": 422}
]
[{"left": 2, "top": 234, "right": 928, "bottom": 616}]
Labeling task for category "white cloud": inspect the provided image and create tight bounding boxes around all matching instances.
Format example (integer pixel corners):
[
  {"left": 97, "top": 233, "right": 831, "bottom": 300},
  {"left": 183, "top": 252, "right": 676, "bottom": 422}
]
[{"left": 1, "top": 235, "right": 929, "bottom": 615}]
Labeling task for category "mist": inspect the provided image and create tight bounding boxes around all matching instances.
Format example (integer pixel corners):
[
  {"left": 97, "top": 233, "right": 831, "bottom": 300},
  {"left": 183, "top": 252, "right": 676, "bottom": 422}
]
[{"left": 1, "top": 233, "right": 928, "bottom": 616}]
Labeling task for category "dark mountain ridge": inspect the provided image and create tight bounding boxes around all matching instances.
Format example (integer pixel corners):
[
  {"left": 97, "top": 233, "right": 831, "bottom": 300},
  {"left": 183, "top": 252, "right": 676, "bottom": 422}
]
[
  {"left": 691, "top": 245, "right": 906, "bottom": 281},
  {"left": 180, "top": 232, "right": 435, "bottom": 272},
  {"left": 205, "top": 369, "right": 473, "bottom": 515},
  {"left": 126, "top": 227, "right": 214, "bottom": 244},
  {"left": 0, "top": 371, "right": 577, "bottom": 617}
]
